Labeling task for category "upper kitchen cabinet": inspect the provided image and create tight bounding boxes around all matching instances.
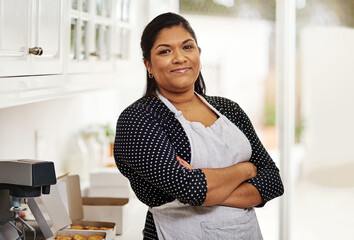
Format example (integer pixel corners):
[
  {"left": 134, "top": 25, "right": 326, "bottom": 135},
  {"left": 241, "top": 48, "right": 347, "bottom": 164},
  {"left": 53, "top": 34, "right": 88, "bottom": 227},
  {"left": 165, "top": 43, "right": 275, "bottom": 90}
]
[
  {"left": 0, "top": 0, "right": 63, "bottom": 77},
  {"left": 0, "top": 0, "right": 137, "bottom": 109},
  {"left": 111, "top": 0, "right": 131, "bottom": 60},
  {"left": 68, "top": 0, "right": 132, "bottom": 73}
]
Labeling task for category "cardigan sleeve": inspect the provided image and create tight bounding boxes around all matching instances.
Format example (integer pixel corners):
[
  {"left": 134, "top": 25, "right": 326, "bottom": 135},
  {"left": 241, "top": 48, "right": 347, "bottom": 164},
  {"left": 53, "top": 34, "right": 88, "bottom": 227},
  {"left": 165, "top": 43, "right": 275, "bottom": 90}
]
[
  {"left": 114, "top": 105, "right": 207, "bottom": 207},
  {"left": 205, "top": 95, "right": 284, "bottom": 206},
  {"left": 236, "top": 105, "right": 284, "bottom": 206}
]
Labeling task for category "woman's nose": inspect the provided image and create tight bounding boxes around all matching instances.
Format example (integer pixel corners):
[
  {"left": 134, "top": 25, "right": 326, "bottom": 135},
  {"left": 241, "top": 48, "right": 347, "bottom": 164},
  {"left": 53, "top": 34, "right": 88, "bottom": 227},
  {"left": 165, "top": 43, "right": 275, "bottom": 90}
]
[{"left": 172, "top": 49, "right": 187, "bottom": 63}]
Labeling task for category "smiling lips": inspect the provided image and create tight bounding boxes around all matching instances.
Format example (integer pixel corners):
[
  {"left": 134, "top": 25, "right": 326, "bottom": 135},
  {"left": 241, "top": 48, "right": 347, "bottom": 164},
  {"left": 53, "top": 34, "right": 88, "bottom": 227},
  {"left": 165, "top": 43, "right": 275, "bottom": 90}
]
[{"left": 171, "top": 67, "right": 191, "bottom": 74}]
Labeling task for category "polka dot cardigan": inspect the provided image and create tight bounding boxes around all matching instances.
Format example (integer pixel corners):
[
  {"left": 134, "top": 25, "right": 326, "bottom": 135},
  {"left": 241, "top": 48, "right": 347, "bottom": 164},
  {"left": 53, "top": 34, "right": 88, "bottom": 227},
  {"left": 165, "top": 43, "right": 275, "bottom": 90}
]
[{"left": 114, "top": 95, "right": 284, "bottom": 239}]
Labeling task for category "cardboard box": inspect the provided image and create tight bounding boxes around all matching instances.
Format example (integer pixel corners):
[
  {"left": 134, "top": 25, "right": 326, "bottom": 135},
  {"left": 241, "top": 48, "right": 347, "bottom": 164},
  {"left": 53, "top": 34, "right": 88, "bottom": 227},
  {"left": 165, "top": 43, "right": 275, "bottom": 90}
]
[
  {"left": 89, "top": 168, "right": 128, "bottom": 187},
  {"left": 85, "top": 186, "right": 133, "bottom": 199},
  {"left": 27, "top": 181, "right": 72, "bottom": 239},
  {"left": 27, "top": 175, "right": 116, "bottom": 239},
  {"left": 82, "top": 197, "right": 132, "bottom": 235}
]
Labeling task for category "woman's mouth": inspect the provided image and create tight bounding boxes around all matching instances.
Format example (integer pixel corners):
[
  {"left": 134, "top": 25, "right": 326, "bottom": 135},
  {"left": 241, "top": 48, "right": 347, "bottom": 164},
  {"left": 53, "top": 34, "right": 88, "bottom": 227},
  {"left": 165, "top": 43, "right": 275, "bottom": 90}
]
[{"left": 171, "top": 67, "right": 191, "bottom": 74}]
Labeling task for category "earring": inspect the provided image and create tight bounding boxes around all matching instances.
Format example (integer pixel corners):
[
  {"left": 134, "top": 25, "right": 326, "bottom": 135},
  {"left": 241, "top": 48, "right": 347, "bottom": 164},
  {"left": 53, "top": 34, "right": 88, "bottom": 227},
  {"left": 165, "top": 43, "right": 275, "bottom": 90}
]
[{"left": 148, "top": 72, "right": 153, "bottom": 79}]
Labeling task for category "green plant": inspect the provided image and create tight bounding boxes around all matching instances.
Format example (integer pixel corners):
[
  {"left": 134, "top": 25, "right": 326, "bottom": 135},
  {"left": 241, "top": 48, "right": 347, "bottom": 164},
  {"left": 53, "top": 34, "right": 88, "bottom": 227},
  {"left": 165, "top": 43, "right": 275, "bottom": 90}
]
[
  {"left": 101, "top": 123, "right": 115, "bottom": 143},
  {"left": 264, "top": 102, "right": 276, "bottom": 126}
]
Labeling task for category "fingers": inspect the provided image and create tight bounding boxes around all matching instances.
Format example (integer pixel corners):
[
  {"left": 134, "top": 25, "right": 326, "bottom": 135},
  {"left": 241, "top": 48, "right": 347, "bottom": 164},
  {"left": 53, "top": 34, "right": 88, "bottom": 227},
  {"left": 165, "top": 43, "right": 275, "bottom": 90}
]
[
  {"left": 247, "top": 162, "right": 257, "bottom": 178},
  {"left": 238, "top": 162, "right": 257, "bottom": 179},
  {"left": 177, "top": 156, "right": 193, "bottom": 170}
]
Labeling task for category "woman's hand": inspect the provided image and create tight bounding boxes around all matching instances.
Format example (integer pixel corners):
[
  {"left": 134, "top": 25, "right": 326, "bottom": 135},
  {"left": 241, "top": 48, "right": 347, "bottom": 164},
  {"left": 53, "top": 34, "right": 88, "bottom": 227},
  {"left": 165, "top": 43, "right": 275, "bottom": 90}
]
[
  {"left": 177, "top": 156, "right": 257, "bottom": 179},
  {"left": 176, "top": 156, "right": 259, "bottom": 206},
  {"left": 176, "top": 156, "right": 193, "bottom": 170},
  {"left": 239, "top": 161, "right": 257, "bottom": 179}
]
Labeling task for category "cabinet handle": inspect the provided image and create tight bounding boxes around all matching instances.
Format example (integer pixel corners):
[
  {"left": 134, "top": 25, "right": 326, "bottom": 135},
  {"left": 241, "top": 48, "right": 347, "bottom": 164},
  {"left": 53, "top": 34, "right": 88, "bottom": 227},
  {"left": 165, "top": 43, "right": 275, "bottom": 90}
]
[{"left": 29, "top": 47, "right": 43, "bottom": 56}]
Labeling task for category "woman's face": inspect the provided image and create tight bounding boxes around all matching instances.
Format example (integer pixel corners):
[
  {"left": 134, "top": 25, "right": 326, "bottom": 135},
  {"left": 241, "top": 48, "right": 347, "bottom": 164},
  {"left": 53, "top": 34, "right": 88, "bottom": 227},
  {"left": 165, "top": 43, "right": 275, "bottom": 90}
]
[{"left": 144, "top": 25, "right": 201, "bottom": 94}]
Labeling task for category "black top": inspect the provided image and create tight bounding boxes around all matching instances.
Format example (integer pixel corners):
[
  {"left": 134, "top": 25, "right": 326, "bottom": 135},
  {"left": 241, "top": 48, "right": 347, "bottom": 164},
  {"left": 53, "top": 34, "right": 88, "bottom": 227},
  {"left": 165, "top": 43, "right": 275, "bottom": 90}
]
[{"left": 114, "top": 95, "right": 284, "bottom": 239}]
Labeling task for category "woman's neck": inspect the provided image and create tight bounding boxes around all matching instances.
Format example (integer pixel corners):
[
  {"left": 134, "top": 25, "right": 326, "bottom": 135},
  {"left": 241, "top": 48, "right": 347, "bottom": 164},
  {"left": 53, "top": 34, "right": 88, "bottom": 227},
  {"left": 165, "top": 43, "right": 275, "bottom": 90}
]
[{"left": 158, "top": 88, "right": 197, "bottom": 109}]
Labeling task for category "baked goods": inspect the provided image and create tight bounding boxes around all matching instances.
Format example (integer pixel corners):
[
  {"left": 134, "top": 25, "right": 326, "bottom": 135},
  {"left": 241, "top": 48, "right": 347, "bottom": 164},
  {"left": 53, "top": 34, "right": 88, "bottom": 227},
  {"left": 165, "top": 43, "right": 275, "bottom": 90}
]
[
  {"left": 55, "top": 234, "right": 104, "bottom": 240},
  {"left": 69, "top": 223, "right": 112, "bottom": 231},
  {"left": 84, "top": 226, "right": 99, "bottom": 230},
  {"left": 70, "top": 225, "right": 84, "bottom": 230},
  {"left": 56, "top": 224, "right": 109, "bottom": 240},
  {"left": 72, "top": 235, "right": 88, "bottom": 240},
  {"left": 88, "top": 236, "right": 104, "bottom": 240},
  {"left": 98, "top": 227, "right": 111, "bottom": 230},
  {"left": 55, "top": 236, "right": 72, "bottom": 240}
]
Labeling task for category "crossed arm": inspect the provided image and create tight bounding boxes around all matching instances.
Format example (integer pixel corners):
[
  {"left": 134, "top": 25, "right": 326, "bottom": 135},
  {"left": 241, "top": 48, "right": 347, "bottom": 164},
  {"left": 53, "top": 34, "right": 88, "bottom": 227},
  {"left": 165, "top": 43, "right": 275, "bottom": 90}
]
[
  {"left": 177, "top": 157, "right": 263, "bottom": 208},
  {"left": 116, "top": 101, "right": 283, "bottom": 209}
]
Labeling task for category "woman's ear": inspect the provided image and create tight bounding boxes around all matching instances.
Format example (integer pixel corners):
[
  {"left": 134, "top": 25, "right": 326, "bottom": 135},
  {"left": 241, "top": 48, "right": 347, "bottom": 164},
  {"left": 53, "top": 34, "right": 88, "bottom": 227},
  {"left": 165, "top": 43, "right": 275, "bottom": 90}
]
[{"left": 144, "top": 59, "right": 152, "bottom": 73}]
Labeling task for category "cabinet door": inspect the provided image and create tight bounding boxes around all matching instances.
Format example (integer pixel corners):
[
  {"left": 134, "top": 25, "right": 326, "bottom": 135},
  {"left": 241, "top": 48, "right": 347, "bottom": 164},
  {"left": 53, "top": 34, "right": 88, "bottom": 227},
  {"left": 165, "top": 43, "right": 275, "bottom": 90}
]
[
  {"left": 31, "top": 0, "right": 62, "bottom": 74},
  {"left": 0, "top": 0, "right": 31, "bottom": 77}
]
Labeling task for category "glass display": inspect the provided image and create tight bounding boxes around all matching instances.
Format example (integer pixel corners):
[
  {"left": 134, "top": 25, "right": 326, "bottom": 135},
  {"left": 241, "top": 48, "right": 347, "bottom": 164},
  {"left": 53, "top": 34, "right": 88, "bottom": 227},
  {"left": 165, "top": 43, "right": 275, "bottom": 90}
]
[
  {"left": 80, "top": 20, "right": 88, "bottom": 60},
  {"left": 71, "top": 0, "right": 78, "bottom": 10},
  {"left": 68, "top": 0, "right": 131, "bottom": 63},
  {"left": 70, "top": 18, "right": 77, "bottom": 60},
  {"left": 101, "top": 26, "right": 110, "bottom": 60},
  {"left": 96, "top": 0, "right": 103, "bottom": 15},
  {"left": 122, "top": 0, "right": 130, "bottom": 21},
  {"left": 115, "top": 0, "right": 123, "bottom": 20},
  {"left": 105, "top": 0, "right": 112, "bottom": 17},
  {"left": 95, "top": 24, "right": 101, "bottom": 58},
  {"left": 82, "top": 0, "right": 89, "bottom": 12}
]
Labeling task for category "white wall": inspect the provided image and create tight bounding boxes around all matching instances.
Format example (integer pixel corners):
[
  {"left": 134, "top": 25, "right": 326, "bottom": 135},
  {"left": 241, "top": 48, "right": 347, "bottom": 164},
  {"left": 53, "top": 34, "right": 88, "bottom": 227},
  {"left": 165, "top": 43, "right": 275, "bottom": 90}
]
[
  {"left": 300, "top": 26, "right": 354, "bottom": 173},
  {"left": 185, "top": 14, "right": 273, "bottom": 127},
  {"left": 0, "top": 89, "right": 121, "bottom": 176},
  {"left": 147, "top": 0, "right": 179, "bottom": 20}
]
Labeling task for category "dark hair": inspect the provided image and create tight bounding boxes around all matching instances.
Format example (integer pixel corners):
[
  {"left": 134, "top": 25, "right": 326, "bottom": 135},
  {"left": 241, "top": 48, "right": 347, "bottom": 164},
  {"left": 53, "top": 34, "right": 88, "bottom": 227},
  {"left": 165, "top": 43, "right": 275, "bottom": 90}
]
[{"left": 140, "top": 12, "right": 206, "bottom": 96}]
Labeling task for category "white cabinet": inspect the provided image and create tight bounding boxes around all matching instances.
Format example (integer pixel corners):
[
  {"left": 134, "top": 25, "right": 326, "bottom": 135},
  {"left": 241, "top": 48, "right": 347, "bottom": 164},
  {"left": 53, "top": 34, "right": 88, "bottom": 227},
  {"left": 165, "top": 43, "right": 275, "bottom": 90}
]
[
  {"left": 0, "top": 0, "right": 135, "bottom": 109},
  {"left": 32, "top": 0, "right": 63, "bottom": 75},
  {"left": 68, "top": 0, "right": 132, "bottom": 73},
  {"left": 0, "top": 0, "right": 63, "bottom": 77},
  {"left": 0, "top": 0, "right": 31, "bottom": 76}
]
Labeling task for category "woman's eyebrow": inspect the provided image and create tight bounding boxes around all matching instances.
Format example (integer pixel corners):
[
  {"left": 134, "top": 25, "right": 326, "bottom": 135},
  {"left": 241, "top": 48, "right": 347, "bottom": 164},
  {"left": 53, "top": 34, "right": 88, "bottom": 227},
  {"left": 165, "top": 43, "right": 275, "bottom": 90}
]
[
  {"left": 155, "top": 38, "right": 195, "bottom": 49},
  {"left": 155, "top": 44, "right": 170, "bottom": 49},
  {"left": 182, "top": 38, "right": 194, "bottom": 44}
]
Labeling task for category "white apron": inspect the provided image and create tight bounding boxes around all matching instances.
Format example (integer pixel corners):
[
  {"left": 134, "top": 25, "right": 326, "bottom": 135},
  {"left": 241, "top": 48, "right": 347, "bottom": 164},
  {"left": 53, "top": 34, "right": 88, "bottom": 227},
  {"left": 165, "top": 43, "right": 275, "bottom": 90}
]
[{"left": 150, "top": 91, "right": 263, "bottom": 240}]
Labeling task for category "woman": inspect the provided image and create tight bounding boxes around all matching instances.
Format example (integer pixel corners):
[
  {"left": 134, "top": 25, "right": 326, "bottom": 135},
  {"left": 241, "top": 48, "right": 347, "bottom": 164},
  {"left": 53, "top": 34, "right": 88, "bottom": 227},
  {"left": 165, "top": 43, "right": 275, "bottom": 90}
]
[{"left": 114, "top": 12, "right": 284, "bottom": 239}]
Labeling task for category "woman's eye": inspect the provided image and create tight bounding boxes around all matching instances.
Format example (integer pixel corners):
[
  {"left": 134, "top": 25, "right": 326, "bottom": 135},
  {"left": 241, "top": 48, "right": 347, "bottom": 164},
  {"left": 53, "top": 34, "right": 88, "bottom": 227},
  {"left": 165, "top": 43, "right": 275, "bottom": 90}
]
[
  {"left": 159, "top": 49, "right": 170, "bottom": 55},
  {"left": 183, "top": 45, "right": 194, "bottom": 50}
]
